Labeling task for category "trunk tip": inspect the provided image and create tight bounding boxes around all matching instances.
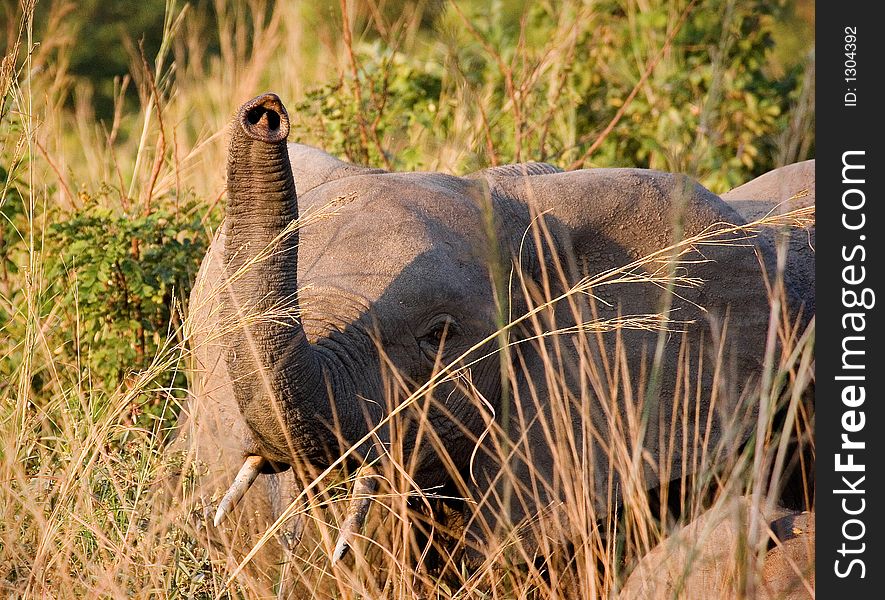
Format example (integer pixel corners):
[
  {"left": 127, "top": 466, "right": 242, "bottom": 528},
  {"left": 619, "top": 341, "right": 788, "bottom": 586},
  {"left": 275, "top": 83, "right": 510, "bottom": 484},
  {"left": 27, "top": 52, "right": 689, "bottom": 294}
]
[{"left": 237, "top": 92, "right": 290, "bottom": 144}]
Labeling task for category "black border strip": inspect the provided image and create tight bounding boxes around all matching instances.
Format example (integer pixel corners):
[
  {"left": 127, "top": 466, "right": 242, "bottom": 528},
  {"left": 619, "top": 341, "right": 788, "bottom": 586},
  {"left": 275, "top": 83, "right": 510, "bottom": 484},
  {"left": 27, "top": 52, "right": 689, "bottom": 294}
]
[{"left": 816, "top": 2, "right": 882, "bottom": 595}]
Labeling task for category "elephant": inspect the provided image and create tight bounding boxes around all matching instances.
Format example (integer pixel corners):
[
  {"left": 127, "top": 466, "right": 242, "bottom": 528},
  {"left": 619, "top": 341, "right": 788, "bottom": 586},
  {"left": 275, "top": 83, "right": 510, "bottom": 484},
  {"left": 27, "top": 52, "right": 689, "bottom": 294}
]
[
  {"left": 171, "top": 92, "right": 815, "bottom": 581},
  {"left": 618, "top": 497, "right": 814, "bottom": 600},
  {"left": 722, "top": 159, "right": 815, "bottom": 320}
]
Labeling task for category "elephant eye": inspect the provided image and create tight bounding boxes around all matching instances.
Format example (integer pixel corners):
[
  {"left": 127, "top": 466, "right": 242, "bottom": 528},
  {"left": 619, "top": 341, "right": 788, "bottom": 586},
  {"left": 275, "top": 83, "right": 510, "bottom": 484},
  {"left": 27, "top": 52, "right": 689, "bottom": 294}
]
[{"left": 419, "top": 316, "right": 458, "bottom": 360}]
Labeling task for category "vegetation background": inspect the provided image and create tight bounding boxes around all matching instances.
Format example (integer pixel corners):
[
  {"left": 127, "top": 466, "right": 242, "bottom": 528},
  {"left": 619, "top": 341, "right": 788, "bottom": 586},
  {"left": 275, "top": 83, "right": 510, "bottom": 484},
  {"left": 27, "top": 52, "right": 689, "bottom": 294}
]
[{"left": 1, "top": 0, "right": 814, "bottom": 597}]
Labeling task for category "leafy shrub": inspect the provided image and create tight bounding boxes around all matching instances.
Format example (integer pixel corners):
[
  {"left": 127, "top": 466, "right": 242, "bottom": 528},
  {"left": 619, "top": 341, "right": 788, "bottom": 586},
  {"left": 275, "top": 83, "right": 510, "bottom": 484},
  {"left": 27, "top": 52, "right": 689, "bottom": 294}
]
[
  {"left": 293, "top": 0, "right": 811, "bottom": 191},
  {"left": 44, "top": 197, "right": 208, "bottom": 406}
]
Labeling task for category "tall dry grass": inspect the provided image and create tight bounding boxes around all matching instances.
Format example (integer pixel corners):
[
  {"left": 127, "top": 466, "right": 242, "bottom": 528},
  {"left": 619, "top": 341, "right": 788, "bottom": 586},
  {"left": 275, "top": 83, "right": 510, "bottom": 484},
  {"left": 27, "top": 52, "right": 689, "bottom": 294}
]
[{"left": 1, "top": 0, "right": 813, "bottom": 598}]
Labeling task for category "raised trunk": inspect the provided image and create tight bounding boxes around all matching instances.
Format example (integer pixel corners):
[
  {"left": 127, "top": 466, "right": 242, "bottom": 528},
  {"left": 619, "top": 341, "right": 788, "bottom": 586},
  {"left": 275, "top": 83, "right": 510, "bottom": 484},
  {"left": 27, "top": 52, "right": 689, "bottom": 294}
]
[{"left": 223, "top": 93, "right": 346, "bottom": 466}]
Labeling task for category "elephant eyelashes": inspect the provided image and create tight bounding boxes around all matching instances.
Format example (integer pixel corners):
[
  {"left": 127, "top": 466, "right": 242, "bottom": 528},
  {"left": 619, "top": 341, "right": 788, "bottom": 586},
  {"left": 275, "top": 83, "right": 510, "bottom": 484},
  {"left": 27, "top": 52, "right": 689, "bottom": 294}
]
[{"left": 418, "top": 316, "right": 458, "bottom": 361}]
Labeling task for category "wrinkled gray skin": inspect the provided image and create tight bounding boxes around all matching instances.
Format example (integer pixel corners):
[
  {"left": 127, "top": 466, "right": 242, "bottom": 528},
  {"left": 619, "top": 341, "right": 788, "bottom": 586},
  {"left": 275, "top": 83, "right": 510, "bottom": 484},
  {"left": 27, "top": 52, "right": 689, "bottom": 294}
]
[
  {"left": 175, "top": 93, "right": 815, "bottom": 563},
  {"left": 723, "top": 159, "right": 815, "bottom": 319}
]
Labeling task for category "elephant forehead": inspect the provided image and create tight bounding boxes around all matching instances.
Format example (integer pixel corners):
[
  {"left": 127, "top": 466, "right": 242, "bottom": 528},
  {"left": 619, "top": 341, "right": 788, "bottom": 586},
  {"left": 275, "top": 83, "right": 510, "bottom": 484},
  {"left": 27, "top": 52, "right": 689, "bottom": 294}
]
[
  {"left": 299, "top": 239, "right": 488, "bottom": 296},
  {"left": 298, "top": 172, "right": 491, "bottom": 243},
  {"left": 297, "top": 172, "right": 495, "bottom": 299}
]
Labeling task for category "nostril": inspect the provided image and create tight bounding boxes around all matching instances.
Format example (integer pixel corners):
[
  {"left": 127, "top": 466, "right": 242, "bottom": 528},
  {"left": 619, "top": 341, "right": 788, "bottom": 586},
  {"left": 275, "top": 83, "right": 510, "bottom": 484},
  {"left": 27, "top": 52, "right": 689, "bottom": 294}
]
[
  {"left": 245, "top": 106, "right": 280, "bottom": 130},
  {"left": 265, "top": 110, "right": 280, "bottom": 131},
  {"left": 246, "top": 107, "right": 265, "bottom": 126}
]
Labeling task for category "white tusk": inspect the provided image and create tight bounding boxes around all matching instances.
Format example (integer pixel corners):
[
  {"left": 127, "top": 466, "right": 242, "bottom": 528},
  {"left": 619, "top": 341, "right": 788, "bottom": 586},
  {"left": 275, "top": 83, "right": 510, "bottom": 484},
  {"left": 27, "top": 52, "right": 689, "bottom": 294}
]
[
  {"left": 214, "top": 455, "right": 266, "bottom": 527},
  {"left": 331, "top": 468, "right": 378, "bottom": 565}
]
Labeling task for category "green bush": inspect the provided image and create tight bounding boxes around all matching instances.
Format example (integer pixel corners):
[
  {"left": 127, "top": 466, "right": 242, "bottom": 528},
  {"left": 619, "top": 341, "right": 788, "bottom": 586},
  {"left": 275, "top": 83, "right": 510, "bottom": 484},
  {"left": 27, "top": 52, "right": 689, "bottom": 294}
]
[
  {"left": 44, "top": 197, "right": 208, "bottom": 411},
  {"left": 293, "top": 0, "right": 811, "bottom": 191}
]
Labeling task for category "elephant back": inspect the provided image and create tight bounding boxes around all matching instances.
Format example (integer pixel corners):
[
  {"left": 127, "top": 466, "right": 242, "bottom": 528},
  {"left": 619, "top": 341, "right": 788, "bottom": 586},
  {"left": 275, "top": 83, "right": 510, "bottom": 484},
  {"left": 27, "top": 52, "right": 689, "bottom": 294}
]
[{"left": 722, "top": 160, "right": 815, "bottom": 321}]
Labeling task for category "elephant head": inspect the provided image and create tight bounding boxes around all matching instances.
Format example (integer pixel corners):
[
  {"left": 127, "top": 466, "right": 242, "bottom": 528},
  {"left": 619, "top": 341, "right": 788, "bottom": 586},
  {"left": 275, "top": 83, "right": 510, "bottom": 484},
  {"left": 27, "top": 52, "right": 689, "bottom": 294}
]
[{"left": 187, "top": 92, "right": 813, "bottom": 561}]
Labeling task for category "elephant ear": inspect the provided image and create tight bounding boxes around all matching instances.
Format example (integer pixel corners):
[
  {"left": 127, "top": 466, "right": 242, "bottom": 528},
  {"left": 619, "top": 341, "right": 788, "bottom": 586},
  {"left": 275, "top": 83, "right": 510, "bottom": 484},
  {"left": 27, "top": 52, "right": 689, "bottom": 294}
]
[
  {"left": 478, "top": 165, "right": 780, "bottom": 343},
  {"left": 287, "top": 143, "right": 386, "bottom": 196},
  {"left": 482, "top": 167, "right": 785, "bottom": 506},
  {"left": 488, "top": 167, "right": 756, "bottom": 269}
]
